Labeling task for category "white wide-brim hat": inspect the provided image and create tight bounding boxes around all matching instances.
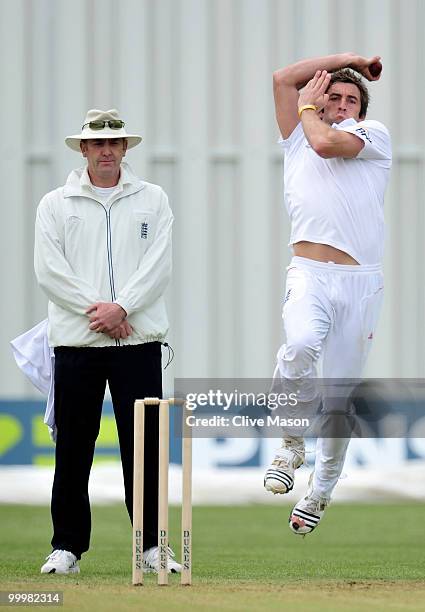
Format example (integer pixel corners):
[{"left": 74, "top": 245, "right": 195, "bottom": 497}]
[{"left": 65, "top": 108, "right": 142, "bottom": 152}]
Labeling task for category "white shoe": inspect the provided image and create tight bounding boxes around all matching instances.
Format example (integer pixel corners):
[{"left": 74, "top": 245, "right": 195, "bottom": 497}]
[
  {"left": 264, "top": 438, "right": 305, "bottom": 494},
  {"left": 41, "top": 549, "right": 80, "bottom": 574},
  {"left": 143, "top": 546, "right": 182, "bottom": 574},
  {"left": 289, "top": 485, "right": 329, "bottom": 535}
]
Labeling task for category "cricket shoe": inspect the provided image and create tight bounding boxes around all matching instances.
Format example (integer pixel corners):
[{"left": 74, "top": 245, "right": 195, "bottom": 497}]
[
  {"left": 264, "top": 438, "right": 305, "bottom": 494},
  {"left": 41, "top": 549, "right": 80, "bottom": 574},
  {"left": 289, "top": 488, "right": 329, "bottom": 535},
  {"left": 143, "top": 546, "right": 182, "bottom": 574}
]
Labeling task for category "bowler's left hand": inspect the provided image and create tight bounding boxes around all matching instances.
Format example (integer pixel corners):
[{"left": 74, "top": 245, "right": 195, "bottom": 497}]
[
  {"left": 298, "top": 70, "right": 332, "bottom": 113},
  {"left": 86, "top": 302, "right": 127, "bottom": 333}
]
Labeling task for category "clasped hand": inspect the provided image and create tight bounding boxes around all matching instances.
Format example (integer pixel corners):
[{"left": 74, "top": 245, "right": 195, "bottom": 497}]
[{"left": 86, "top": 302, "right": 133, "bottom": 340}]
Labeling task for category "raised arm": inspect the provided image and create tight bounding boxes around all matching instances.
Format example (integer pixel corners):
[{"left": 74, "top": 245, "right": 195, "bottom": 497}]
[{"left": 273, "top": 52, "right": 382, "bottom": 139}]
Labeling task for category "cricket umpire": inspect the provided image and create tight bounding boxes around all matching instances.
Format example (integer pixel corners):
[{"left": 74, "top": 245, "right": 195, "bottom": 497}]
[
  {"left": 264, "top": 54, "right": 392, "bottom": 533},
  {"left": 35, "top": 109, "right": 180, "bottom": 574}
]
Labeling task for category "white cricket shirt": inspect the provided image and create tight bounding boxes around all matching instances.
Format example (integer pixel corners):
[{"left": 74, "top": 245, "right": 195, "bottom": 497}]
[{"left": 280, "top": 118, "right": 392, "bottom": 264}]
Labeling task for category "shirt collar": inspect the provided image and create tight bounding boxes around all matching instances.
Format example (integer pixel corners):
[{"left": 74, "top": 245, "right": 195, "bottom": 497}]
[
  {"left": 64, "top": 161, "right": 144, "bottom": 198},
  {"left": 80, "top": 166, "right": 124, "bottom": 195},
  {"left": 332, "top": 117, "right": 358, "bottom": 129}
]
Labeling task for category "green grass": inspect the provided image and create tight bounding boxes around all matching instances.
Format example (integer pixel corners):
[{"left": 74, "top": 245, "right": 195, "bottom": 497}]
[{"left": 0, "top": 503, "right": 424, "bottom": 611}]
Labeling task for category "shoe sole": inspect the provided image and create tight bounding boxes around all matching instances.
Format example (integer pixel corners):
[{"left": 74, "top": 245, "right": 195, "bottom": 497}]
[
  {"left": 41, "top": 567, "right": 80, "bottom": 574},
  {"left": 288, "top": 520, "right": 315, "bottom": 535},
  {"left": 264, "top": 484, "right": 290, "bottom": 494},
  {"left": 143, "top": 566, "right": 179, "bottom": 574}
]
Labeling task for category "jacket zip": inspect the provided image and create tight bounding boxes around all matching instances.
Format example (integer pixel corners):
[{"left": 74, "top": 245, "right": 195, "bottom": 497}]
[{"left": 101, "top": 202, "right": 120, "bottom": 347}]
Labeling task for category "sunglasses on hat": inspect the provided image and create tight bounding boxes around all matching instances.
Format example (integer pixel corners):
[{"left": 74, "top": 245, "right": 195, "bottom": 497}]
[{"left": 82, "top": 120, "right": 125, "bottom": 130}]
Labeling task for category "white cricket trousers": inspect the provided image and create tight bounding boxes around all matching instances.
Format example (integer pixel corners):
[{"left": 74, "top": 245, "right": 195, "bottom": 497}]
[{"left": 276, "top": 256, "right": 384, "bottom": 499}]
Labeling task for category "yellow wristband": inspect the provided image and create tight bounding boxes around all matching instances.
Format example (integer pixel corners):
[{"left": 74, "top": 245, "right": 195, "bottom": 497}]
[{"left": 298, "top": 104, "right": 318, "bottom": 118}]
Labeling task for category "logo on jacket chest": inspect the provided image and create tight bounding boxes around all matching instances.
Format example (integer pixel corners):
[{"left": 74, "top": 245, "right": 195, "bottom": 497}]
[{"left": 140, "top": 221, "right": 149, "bottom": 239}]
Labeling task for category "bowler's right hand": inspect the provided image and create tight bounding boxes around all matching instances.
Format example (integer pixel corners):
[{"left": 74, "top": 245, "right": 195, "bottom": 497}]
[{"left": 349, "top": 54, "right": 382, "bottom": 81}]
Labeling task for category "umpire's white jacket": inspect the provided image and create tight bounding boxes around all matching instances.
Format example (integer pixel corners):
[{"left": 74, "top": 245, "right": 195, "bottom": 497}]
[{"left": 34, "top": 162, "right": 173, "bottom": 347}]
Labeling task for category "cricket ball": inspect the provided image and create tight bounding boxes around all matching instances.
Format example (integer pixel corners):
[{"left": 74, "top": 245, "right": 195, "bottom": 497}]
[{"left": 369, "top": 61, "right": 382, "bottom": 77}]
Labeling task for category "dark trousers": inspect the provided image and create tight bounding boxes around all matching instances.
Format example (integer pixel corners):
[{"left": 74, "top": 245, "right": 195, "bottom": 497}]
[{"left": 51, "top": 342, "right": 162, "bottom": 558}]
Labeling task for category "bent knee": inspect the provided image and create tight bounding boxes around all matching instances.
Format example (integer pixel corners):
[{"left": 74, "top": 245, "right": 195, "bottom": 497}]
[
  {"left": 277, "top": 333, "right": 322, "bottom": 378},
  {"left": 283, "top": 332, "right": 321, "bottom": 362}
]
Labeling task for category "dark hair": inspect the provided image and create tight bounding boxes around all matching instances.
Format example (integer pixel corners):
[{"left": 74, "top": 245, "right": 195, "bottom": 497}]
[{"left": 328, "top": 69, "right": 370, "bottom": 118}]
